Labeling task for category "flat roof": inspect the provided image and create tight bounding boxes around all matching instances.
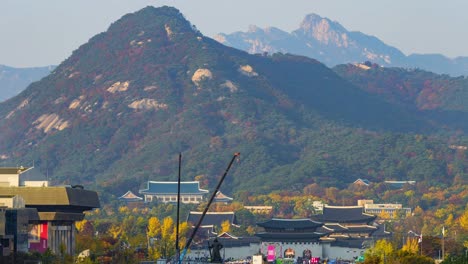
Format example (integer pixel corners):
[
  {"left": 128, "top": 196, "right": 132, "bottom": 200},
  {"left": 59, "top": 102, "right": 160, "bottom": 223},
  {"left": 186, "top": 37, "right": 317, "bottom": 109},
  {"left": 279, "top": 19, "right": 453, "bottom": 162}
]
[
  {"left": 0, "top": 167, "right": 30, "bottom": 174},
  {"left": 0, "top": 186, "right": 100, "bottom": 208}
]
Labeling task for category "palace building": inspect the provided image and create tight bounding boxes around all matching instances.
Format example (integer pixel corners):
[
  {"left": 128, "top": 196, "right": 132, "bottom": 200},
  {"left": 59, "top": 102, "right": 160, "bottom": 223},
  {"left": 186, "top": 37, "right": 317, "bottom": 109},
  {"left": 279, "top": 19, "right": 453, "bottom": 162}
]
[
  {"left": 139, "top": 181, "right": 209, "bottom": 204},
  {"left": 252, "top": 206, "right": 389, "bottom": 261}
]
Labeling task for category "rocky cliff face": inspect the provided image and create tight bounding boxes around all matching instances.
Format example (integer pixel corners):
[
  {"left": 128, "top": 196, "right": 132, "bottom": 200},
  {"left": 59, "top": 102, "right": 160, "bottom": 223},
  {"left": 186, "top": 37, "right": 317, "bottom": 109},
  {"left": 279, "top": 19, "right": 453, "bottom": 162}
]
[
  {"left": 295, "top": 14, "right": 351, "bottom": 47},
  {"left": 215, "top": 13, "right": 468, "bottom": 76}
]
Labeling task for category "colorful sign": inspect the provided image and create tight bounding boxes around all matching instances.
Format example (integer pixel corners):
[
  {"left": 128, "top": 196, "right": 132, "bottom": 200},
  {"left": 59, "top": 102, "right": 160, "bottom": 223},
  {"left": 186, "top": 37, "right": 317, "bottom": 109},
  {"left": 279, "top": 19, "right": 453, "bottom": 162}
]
[
  {"left": 267, "top": 245, "right": 276, "bottom": 262},
  {"left": 28, "top": 222, "right": 48, "bottom": 253},
  {"left": 310, "top": 257, "right": 320, "bottom": 264}
]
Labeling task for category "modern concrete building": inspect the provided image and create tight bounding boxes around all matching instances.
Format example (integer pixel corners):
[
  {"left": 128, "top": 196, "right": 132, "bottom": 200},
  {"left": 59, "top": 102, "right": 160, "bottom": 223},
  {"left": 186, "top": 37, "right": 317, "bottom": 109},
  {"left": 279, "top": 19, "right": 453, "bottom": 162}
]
[
  {"left": 358, "top": 200, "right": 412, "bottom": 218},
  {"left": 0, "top": 167, "right": 48, "bottom": 187},
  {"left": 0, "top": 166, "right": 100, "bottom": 256},
  {"left": 244, "top": 206, "right": 273, "bottom": 214},
  {"left": 0, "top": 186, "right": 100, "bottom": 255},
  {"left": 0, "top": 205, "right": 39, "bottom": 256}
]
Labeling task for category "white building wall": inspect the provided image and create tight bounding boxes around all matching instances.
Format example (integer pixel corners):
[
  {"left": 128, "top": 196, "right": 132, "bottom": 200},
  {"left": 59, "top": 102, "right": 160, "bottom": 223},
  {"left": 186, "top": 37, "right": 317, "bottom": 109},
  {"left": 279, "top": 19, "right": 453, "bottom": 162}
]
[
  {"left": 184, "top": 241, "right": 367, "bottom": 262},
  {"left": 23, "top": 181, "right": 49, "bottom": 187},
  {"left": 0, "top": 197, "right": 13, "bottom": 208},
  {"left": 0, "top": 174, "right": 19, "bottom": 187}
]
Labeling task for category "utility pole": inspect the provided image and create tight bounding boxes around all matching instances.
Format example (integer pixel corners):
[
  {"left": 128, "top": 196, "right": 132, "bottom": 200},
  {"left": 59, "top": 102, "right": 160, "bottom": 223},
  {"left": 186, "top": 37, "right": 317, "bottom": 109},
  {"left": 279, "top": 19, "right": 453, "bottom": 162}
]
[
  {"left": 420, "top": 233, "right": 423, "bottom": 256},
  {"left": 442, "top": 226, "right": 445, "bottom": 261}
]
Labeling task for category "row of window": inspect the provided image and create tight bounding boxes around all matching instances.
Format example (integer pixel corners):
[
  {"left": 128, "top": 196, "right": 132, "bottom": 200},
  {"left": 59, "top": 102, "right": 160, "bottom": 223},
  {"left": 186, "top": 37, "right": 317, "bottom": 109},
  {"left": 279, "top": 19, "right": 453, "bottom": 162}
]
[{"left": 145, "top": 195, "right": 203, "bottom": 202}]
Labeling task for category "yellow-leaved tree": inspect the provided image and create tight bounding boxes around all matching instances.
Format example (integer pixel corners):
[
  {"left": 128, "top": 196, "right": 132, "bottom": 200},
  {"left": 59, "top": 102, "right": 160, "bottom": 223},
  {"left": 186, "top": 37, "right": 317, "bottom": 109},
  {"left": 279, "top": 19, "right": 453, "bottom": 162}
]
[
  {"left": 108, "top": 224, "right": 122, "bottom": 240},
  {"left": 75, "top": 219, "right": 88, "bottom": 233},
  {"left": 458, "top": 208, "right": 468, "bottom": 248},
  {"left": 147, "top": 217, "right": 162, "bottom": 260},
  {"left": 160, "top": 217, "right": 174, "bottom": 258},
  {"left": 172, "top": 221, "right": 190, "bottom": 256},
  {"left": 147, "top": 216, "right": 190, "bottom": 260},
  {"left": 221, "top": 220, "right": 231, "bottom": 233},
  {"left": 379, "top": 210, "right": 391, "bottom": 220},
  {"left": 401, "top": 237, "right": 419, "bottom": 254},
  {"left": 365, "top": 239, "right": 394, "bottom": 263}
]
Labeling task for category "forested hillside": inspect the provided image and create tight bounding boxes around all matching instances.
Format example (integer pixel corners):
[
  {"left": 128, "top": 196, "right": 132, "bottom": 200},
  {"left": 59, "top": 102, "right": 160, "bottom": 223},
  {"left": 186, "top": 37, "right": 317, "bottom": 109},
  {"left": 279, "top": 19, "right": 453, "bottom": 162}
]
[{"left": 0, "top": 6, "right": 465, "bottom": 201}]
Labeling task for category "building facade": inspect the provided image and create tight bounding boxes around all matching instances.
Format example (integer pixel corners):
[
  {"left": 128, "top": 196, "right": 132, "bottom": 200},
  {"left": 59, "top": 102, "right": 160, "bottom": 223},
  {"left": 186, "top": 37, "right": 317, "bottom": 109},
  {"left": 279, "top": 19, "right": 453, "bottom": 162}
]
[
  {"left": 0, "top": 167, "right": 100, "bottom": 256},
  {"left": 139, "top": 181, "right": 209, "bottom": 204},
  {"left": 359, "top": 200, "right": 412, "bottom": 217},
  {"left": 0, "top": 186, "right": 100, "bottom": 255}
]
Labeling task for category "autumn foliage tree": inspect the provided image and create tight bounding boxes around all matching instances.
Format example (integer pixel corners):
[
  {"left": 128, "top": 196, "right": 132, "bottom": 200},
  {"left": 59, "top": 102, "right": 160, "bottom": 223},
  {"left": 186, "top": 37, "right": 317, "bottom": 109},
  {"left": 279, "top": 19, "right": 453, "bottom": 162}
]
[{"left": 146, "top": 216, "right": 189, "bottom": 260}]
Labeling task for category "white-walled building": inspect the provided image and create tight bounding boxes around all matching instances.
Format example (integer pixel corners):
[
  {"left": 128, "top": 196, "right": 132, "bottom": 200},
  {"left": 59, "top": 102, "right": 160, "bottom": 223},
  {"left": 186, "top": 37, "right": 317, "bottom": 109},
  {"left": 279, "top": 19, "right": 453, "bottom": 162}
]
[
  {"left": 0, "top": 167, "right": 48, "bottom": 187},
  {"left": 139, "top": 181, "right": 209, "bottom": 204}
]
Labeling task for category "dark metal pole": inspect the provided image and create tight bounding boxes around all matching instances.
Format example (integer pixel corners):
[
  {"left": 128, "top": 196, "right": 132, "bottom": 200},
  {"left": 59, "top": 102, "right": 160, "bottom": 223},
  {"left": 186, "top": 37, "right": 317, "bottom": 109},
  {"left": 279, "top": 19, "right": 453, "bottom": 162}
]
[
  {"left": 179, "top": 152, "right": 240, "bottom": 264},
  {"left": 176, "top": 153, "right": 182, "bottom": 262}
]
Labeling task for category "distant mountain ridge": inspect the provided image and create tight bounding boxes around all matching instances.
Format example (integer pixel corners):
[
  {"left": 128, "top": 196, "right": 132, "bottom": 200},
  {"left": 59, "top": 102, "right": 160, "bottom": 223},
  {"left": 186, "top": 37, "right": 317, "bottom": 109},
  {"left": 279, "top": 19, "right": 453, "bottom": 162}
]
[
  {"left": 215, "top": 13, "right": 468, "bottom": 76},
  {"left": 334, "top": 62, "right": 468, "bottom": 112},
  {"left": 0, "top": 6, "right": 463, "bottom": 199},
  {"left": 0, "top": 65, "right": 54, "bottom": 102}
]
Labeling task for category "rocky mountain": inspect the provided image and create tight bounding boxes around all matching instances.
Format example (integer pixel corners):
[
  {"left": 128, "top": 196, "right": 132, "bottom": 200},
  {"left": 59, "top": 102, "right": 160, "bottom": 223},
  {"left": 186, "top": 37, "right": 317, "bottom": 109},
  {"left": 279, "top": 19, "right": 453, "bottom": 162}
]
[
  {"left": 0, "top": 65, "right": 54, "bottom": 102},
  {"left": 215, "top": 13, "right": 468, "bottom": 77},
  {"left": 0, "top": 7, "right": 464, "bottom": 199}
]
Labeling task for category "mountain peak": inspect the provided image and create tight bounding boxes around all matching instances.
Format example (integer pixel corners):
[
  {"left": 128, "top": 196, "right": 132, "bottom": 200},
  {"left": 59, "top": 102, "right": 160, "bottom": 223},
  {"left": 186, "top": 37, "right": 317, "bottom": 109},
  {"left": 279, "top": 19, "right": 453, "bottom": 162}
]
[
  {"left": 247, "top": 25, "right": 262, "bottom": 33},
  {"left": 299, "top": 13, "right": 347, "bottom": 36},
  {"left": 106, "top": 6, "right": 195, "bottom": 37}
]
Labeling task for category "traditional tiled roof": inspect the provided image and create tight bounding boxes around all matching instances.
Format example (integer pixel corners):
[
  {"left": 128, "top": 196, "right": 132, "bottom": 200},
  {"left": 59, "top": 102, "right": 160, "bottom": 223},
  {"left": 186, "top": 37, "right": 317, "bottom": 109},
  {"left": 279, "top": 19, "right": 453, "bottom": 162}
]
[
  {"left": 331, "top": 238, "right": 370, "bottom": 249},
  {"left": 255, "top": 232, "right": 323, "bottom": 242},
  {"left": 139, "top": 181, "right": 209, "bottom": 195},
  {"left": 192, "top": 225, "right": 217, "bottom": 239},
  {"left": 218, "top": 232, "right": 238, "bottom": 239},
  {"left": 210, "top": 236, "right": 260, "bottom": 248},
  {"left": 214, "top": 191, "right": 233, "bottom": 202},
  {"left": 118, "top": 191, "right": 143, "bottom": 201},
  {"left": 322, "top": 223, "right": 348, "bottom": 232},
  {"left": 257, "top": 218, "right": 323, "bottom": 231},
  {"left": 313, "top": 206, "right": 376, "bottom": 224},
  {"left": 345, "top": 225, "right": 378, "bottom": 233},
  {"left": 187, "top": 211, "right": 238, "bottom": 227},
  {"left": 372, "top": 223, "right": 392, "bottom": 238},
  {"left": 315, "top": 225, "right": 335, "bottom": 235},
  {"left": 353, "top": 178, "right": 370, "bottom": 186}
]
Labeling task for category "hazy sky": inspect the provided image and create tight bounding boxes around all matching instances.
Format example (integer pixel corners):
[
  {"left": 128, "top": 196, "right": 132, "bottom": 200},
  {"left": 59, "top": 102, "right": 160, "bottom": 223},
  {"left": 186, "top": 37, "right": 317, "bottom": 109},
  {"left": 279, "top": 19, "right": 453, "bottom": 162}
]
[{"left": 1, "top": 0, "right": 467, "bottom": 68}]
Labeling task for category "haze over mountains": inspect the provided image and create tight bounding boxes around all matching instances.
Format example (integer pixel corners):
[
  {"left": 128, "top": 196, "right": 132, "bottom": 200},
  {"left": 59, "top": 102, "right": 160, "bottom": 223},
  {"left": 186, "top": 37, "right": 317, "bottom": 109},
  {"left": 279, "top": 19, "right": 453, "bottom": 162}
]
[
  {"left": 0, "top": 6, "right": 465, "bottom": 199},
  {"left": 215, "top": 13, "right": 468, "bottom": 77},
  {"left": 2, "top": 11, "right": 467, "bottom": 103},
  {"left": 0, "top": 65, "right": 54, "bottom": 102}
]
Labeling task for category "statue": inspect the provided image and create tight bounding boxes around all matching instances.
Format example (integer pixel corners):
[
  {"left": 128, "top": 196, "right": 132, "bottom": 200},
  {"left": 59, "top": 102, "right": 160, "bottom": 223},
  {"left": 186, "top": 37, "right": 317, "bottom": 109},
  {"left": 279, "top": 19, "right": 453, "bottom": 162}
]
[{"left": 209, "top": 238, "right": 223, "bottom": 263}]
